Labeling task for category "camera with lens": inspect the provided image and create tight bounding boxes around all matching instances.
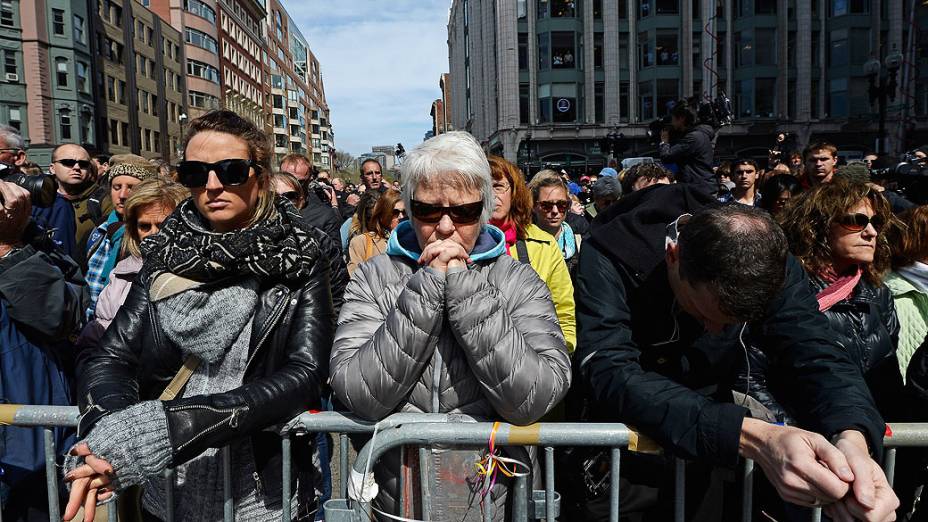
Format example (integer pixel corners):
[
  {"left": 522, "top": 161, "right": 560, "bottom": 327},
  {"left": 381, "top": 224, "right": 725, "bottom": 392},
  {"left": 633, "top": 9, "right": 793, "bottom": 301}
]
[
  {"left": 306, "top": 180, "right": 334, "bottom": 205},
  {"left": 870, "top": 155, "right": 928, "bottom": 205},
  {"left": 0, "top": 162, "right": 57, "bottom": 207}
]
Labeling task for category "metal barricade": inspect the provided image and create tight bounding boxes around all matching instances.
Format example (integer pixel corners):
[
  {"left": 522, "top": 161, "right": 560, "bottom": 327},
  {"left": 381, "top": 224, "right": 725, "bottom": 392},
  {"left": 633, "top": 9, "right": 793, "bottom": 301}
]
[{"left": 3, "top": 403, "right": 928, "bottom": 522}]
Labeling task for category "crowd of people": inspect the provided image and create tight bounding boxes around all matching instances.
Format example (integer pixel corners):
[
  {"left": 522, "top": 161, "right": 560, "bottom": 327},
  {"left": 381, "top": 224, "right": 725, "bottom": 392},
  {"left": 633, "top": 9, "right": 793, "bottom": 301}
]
[{"left": 0, "top": 109, "right": 927, "bottom": 522}]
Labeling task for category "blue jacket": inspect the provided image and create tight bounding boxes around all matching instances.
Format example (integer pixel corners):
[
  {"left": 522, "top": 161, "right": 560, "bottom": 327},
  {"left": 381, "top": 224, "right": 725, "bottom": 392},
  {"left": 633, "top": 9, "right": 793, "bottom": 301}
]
[
  {"left": 30, "top": 194, "right": 77, "bottom": 260},
  {"left": 0, "top": 237, "right": 84, "bottom": 493}
]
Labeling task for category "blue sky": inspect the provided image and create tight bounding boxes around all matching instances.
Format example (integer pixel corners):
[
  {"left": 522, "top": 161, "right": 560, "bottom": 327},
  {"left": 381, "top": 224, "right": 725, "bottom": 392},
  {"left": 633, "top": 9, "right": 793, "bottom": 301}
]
[{"left": 283, "top": 1, "right": 452, "bottom": 157}]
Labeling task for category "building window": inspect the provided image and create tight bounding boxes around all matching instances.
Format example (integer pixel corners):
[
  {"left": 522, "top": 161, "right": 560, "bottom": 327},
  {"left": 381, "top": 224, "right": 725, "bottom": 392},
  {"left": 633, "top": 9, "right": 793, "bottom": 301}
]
[
  {"left": 73, "top": 15, "right": 85, "bottom": 43},
  {"left": 184, "top": 0, "right": 216, "bottom": 23},
  {"left": 755, "top": 28, "right": 776, "bottom": 65},
  {"left": 618, "top": 0, "right": 628, "bottom": 18},
  {"left": 551, "top": 32, "right": 576, "bottom": 69},
  {"left": 59, "top": 109, "right": 72, "bottom": 140},
  {"left": 109, "top": 119, "right": 118, "bottom": 145},
  {"left": 55, "top": 57, "right": 68, "bottom": 87},
  {"left": 519, "top": 83, "right": 530, "bottom": 123},
  {"left": 640, "top": 0, "right": 651, "bottom": 17},
  {"left": 80, "top": 110, "right": 91, "bottom": 143},
  {"left": 656, "top": 79, "right": 679, "bottom": 116},
  {"left": 594, "top": 32, "right": 603, "bottom": 69},
  {"left": 829, "top": 77, "right": 848, "bottom": 117},
  {"left": 756, "top": 78, "right": 776, "bottom": 117},
  {"left": 538, "top": 33, "right": 549, "bottom": 70},
  {"left": 151, "top": 94, "right": 159, "bottom": 116},
  {"left": 517, "top": 0, "right": 527, "bottom": 18},
  {"left": 656, "top": 0, "right": 679, "bottom": 14},
  {"left": 735, "top": 30, "right": 753, "bottom": 67},
  {"left": 639, "top": 81, "right": 654, "bottom": 119},
  {"left": 0, "top": 0, "right": 13, "bottom": 27},
  {"left": 736, "top": 79, "right": 754, "bottom": 117},
  {"left": 187, "top": 59, "right": 220, "bottom": 83},
  {"left": 52, "top": 8, "right": 64, "bottom": 35},
  {"left": 620, "top": 81, "right": 630, "bottom": 121},
  {"left": 3, "top": 50, "right": 15, "bottom": 75},
  {"left": 830, "top": 0, "right": 870, "bottom": 15},
  {"left": 537, "top": 0, "right": 549, "bottom": 19},
  {"left": 755, "top": 0, "right": 776, "bottom": 13},
  {"left": 185, "top": 28, "right": 218, "bottom": 54},
  {"left": 189, "top": 90, "right": 219, "bottom": 109},
  {"left": 830, "top": 29, "right": 848, "bottom": 67},
  {"left": 593, "top": 0, "right": 603, "bottom": 18},
  {"left": 656, "top": 32, "right": 679, "bottom": 65},
  {"left": 76, "top": 61, "right": 89, "bottom": 93},
  {"left": 518, "top": 32, "right": 528, "bottom": 70},
  {"left": 121, "top": 122, "right": 129, "bottom": 146},
  {"left": 594, "top": 81, "right": 604, "bottom": 123},
  {"left": 118, "top": 80, "right": 126, "bottom": 104},
  {"left": 639, "top": 32, "right": 653, "bottom": 68},
  {"left": 550, "top": 0, "right": 577, "bottom": 17}
]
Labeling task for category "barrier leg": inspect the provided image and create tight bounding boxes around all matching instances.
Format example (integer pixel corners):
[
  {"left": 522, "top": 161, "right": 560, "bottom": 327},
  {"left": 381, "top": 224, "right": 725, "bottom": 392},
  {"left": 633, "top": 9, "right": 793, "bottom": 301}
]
[
  {"left": 107, "top": 498, "right": 117, "bottom": 521},
  {"left": 418, "top": 446, "right": 431, "bottom": 520},
  {"left": 610, "top": 447, "right": 621, "bottom": 522},
  {"left": 544, "top": 446, "right": 555, "bottom": 522},
  {"left": 339, "top": 434, "right": 349, "bottom": 499},
  {"left": 883, "top": 447, "right": 897, "bottom": 488},
  {"left": 222, "top": 446, "right": 233, "bottom": 522},
  {"left": 674, "top": 458, "right": 685, "bottom": 522},
  {"left": 512, "top": 471, "right": 529, "bottom": 521},
  {"left": 810, "top": 507, "right": 822, "bottom": 522},
  {"left": 282, "top": 435, "right": 291, "bottom": 522},
  {"left": 164, "top": 468, "right": 175, "bottom": 522},
  {"left": 44, "top": 429, "right": 60, "bottom": 521},
  {"left": 741, "top": 458, "right": 754, "bottom": 522}
]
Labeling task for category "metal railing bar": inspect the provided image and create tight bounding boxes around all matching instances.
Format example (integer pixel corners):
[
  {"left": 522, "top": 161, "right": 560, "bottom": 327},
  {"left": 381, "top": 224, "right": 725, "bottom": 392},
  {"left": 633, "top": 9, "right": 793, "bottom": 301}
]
[
  {"left": 883, "top": 423, "right": 928, "bottom": 447},
  {"left": 282, "top": 434, "right": 292, "bottom": 522},
  {"left": 810, "top": 506, "right": 822, "bottom": 521},
  {"left": 883, "top": 447, "right": 897, "bottom": 489},
  {"left": 742, "top": 458, "right": 754, "bottom": 522},
  {"left": 164, "top": 468, "right": 175, "bottom": 522},
  {"left": 610, "top": 447, "right": 621, "bottom": 522},
  {"left": 418, "top": 446, "right": 432, "bottom": 520},
  {"left": 674, "top": 458, "right": 685, "bottom": 522},
  {"left": 222, "top": 446, "right": 233, "bottom": 522},
  {"left": 511, "top": 471, "right": 528, "bottom": 521},
  {"left": 107, "top": 497, "right": 117, "bottom": 521},
  {"left": 339, "top": 433, "right": 349, "bottom": 499},
  {"left": 43, "top": 428, "right": 60, "bottom": 521},
  {"left": 544, "top": 446, "right": 555, "bottom": 522}
]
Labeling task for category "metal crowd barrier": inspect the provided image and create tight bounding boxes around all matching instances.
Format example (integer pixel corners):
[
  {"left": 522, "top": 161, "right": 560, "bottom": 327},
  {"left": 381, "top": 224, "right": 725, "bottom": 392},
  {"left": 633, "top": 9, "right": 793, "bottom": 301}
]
[{"left": 1, "top": 404, "right": 927, "bottom": 522}]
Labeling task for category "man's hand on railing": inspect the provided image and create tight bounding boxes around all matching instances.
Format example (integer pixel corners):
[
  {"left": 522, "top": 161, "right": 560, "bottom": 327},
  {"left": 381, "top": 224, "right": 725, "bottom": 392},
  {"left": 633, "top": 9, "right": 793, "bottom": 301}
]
[
  {"left": 739, "top": 418, "right": 854, "bottom": 506},
  {"left": 62, "top": 442, "right": 115, "bottom": 522},
  {"left": 824, "top": 430, "right": 899, "bottom": 522}
]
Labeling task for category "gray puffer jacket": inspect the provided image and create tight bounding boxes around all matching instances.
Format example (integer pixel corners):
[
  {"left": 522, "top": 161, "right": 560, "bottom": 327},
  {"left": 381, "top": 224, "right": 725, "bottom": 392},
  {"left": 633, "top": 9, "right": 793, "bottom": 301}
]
[{"left": 330, "top": 221, "right": 571, "bottom": 520}]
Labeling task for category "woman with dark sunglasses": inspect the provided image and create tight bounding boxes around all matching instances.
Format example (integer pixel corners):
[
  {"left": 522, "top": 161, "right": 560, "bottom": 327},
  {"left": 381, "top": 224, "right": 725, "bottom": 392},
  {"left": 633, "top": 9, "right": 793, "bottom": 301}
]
[
  {"left": 270, "top": 171, "right": 306, "bottom": 210},
  {"left": 736, "top": 180, "right": 905, "bottom": 425},
  {"left": 346, "top": 188, "right": 404, "bottom": 276},
  {"left": 527, "top": 170, "right": 585, "bottom": 283},
  {"left": 63, "top": 110, "right": 337, "bottom": 521},
  {"left": 330, "top": 131, "right": 570, "bottom": 521}
]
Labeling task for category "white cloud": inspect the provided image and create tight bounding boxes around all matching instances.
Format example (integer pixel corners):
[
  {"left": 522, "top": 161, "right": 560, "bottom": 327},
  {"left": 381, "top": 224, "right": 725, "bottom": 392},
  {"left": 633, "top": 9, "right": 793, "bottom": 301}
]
[{"left": 284, "top": 1, "right": 451, "bottom": 157}]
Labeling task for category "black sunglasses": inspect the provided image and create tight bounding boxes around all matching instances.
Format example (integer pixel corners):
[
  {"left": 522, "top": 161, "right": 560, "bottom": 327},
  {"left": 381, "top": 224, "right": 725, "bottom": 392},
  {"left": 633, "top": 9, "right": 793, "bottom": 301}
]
[
  {"left": 537, "top": 200, "right": 570, "bottom": 213},
  {"left": 392, "top": 208, "right": 407, "bottom": 217},
  {"left": 280, "top": 191, "right": 301, "bottom": 202},
  {"left": 177, "top": 159, "right": 259, "bottom": 188},
  {"left": 836, "top": 213, "right": 884, "bottom": 233},
  {"left": 55, "top": 158, "right": 91, "bottom": 169},
  {"left": 410, "top": 199, "right": 483, "bottom": 224}
]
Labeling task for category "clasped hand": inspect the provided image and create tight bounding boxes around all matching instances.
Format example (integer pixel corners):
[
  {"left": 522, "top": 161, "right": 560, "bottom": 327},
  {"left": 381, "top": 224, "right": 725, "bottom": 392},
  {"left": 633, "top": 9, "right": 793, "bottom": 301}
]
[
  {"left": 418, "top": 239, "right": 471, "bottom": 272},
  {"left": 63, "top": 442, "right": 115, "bottom": 522}
]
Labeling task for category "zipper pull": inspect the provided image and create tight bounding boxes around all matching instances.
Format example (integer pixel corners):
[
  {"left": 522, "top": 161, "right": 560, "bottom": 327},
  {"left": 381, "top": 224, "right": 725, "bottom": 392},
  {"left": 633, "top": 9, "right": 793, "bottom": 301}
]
[
  {"left": 253, "top": 471, "right": 264, "bottom": 496},
  {"left": 229, "top": 408, "right": 241, "bottom": 429}
]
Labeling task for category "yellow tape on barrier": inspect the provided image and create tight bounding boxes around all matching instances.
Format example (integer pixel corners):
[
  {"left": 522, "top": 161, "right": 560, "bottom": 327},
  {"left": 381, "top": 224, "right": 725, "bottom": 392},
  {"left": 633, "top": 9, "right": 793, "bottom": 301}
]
[
  {"left": 0, "top": 404, "right": 22, "bottom": 425},
  {"left": 627, "top": 427, "right": 663, "bottom": 454},
  {"left": 507, "top": 424, "right": 542, "bottom": 445}
]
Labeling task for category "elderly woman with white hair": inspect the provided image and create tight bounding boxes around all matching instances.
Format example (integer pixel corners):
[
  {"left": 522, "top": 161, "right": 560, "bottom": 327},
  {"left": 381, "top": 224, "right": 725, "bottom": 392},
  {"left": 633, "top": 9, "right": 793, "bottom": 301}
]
[{"left": 330, "top": 131, "right": 571, "bottom": 521}]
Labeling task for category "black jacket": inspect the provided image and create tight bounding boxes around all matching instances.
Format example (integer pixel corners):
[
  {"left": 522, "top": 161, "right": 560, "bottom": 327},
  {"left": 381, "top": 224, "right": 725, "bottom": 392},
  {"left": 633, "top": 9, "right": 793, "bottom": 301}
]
[
  {"left": 576, "top": 184, "right": 886, "bottom": 466},
  {"left": 736, "top": 277, "right": 905, "bottom": 423},
  {"left": 300, "top": 191, "right": 343, "bottom": 249},
  {"left": 659, "top": 124, "right": 717, "bottom": 192},
  {"left": 75, "top": 234, "right": 344, "bottom": 493}
]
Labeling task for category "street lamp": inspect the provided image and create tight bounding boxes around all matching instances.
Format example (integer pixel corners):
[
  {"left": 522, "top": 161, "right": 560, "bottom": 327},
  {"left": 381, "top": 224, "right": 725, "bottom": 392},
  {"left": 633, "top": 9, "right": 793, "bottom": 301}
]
[{"left": 864, "top": 46, "right": 904, "bottom": 154}]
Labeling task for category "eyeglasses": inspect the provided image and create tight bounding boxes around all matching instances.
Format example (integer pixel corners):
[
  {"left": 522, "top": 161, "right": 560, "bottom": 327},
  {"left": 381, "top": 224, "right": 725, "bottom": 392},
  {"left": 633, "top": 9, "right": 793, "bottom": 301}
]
[
  {"left": 392, "top": 208, "right": 407, "bottom": 218},
  {"left": 177, "top": 159, "right": 258, "bottom": 188},
  {"left": 492, "top": 182, "right": 511, "bottom": 194},
  {"left": 54, "top": 158, "right": 91, "bottom": 169},
  {"left": 280, "top": 191, "right": 301, "bottom": 202},
  {"left": 537, "top": 200, "right": 570, "bottom": 213},
  {"left": 836, "top": 213, "right": 884, "bottom": 233},
  {"left": 410, "top": 199, "right": 483, "bottom": 224}
]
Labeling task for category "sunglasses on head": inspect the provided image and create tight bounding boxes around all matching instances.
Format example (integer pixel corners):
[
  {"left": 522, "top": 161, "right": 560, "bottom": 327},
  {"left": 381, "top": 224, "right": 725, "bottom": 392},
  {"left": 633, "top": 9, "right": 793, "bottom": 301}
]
[
  {"left": 836, "top": 213, "right": 884, "bottom": 232},
  {"left": 177, "top": 159, "right": 258, "bottom": 188},
  {"left": 410, "top": 199, "right": 483, "bottom": 224},
  {"left": 537, "top": 200, "right": 570, "bottom": 213},
  {"left": 55, "top": 158, "right": 91, "bottom": 169}
]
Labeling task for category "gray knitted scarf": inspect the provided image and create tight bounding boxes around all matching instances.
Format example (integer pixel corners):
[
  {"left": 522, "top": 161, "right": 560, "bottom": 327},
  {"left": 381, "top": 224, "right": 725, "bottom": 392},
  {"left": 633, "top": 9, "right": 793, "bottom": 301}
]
[{"left": 156, "top": 279, "right": 260, "bottom": 363}]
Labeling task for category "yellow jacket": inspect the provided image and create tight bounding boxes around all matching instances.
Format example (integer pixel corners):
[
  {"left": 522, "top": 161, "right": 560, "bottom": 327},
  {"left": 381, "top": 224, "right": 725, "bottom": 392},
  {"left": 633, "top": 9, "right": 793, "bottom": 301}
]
[{"left": 507, "top": 224, "right": 577, "bottom": 353}]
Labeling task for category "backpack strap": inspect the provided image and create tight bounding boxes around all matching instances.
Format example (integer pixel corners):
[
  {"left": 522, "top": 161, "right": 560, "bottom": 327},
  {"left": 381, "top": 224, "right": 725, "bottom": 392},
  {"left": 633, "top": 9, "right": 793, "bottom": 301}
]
[{"left": 514, "top": 240, "right": 531, "bottom": 265}]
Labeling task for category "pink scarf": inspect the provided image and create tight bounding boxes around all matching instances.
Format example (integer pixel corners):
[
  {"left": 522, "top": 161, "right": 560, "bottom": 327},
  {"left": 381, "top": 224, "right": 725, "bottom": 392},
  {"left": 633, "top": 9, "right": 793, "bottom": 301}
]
[
  {"left": 816, "top": 266, "right": 863, "bottom": 312},
  {"left": 490, "top": 218, "right": 517, "bottom": 255}
]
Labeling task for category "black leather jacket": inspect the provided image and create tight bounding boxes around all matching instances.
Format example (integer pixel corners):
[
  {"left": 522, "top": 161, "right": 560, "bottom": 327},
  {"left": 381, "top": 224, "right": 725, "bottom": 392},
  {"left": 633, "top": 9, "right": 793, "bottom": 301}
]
[
  {"left": 735, "top": 276, "right": 905, "bottom": 423},
  {"left": 74, "top": 228, "right": 345, "bottom": 495}
]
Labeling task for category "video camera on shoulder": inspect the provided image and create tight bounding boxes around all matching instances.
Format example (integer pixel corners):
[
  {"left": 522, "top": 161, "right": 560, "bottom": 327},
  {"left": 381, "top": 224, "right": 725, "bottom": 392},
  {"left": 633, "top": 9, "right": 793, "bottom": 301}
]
[
  {"left": 0, "top": 162, "right": 57, "bottom": 207},
  {"left": 870, "top": 152, "right": 928, "bottom": 205}
]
